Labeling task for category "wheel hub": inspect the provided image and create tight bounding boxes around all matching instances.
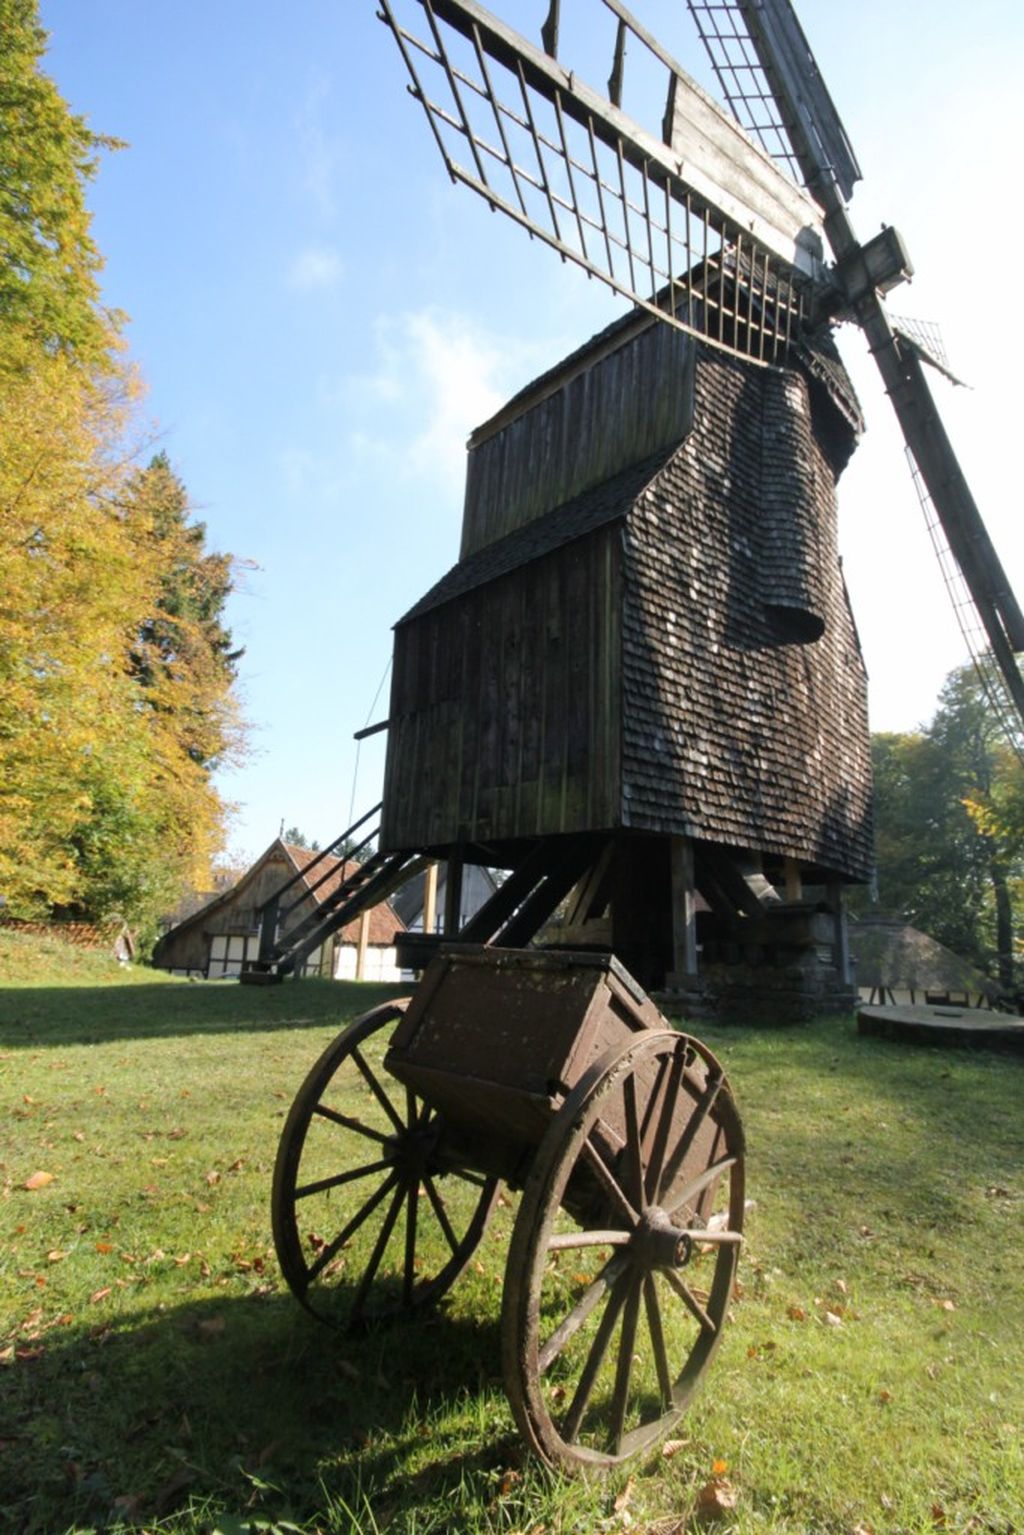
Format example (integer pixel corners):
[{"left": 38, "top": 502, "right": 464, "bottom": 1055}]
[{"left": 634, "top": 1207, "right": 692, "bottom": 1270}]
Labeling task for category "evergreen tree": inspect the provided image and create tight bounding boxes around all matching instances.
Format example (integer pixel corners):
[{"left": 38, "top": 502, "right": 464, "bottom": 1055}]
[{"left": 126, "top": 452, "right": 243, "bottom": 769}]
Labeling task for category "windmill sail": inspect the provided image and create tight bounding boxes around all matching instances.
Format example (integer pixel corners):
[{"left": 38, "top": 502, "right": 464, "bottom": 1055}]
[
  {"left": 686, "top": 0, "right": 1024, "bottom": 727},
  {"left": 377, "top": 0, "right": 828, "bottom": 364}
]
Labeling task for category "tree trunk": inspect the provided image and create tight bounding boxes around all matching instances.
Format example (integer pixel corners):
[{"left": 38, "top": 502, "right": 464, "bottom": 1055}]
[{"left": 990, "top": 857, "right": 1015, "bottom": 995}]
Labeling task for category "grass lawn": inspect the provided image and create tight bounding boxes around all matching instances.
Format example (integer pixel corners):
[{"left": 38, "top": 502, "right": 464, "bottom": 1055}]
[{"left": 1, "top": 928, "right": 1021, "bottom": 1534}]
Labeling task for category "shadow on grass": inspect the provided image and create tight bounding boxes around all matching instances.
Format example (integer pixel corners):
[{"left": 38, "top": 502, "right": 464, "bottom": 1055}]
[
  {"left": 3, "top": 1286, "right": 519, "bottom": 1533},
  {"left": 706, "top": 1017, "right": 1024, "bottom": 1223},
  {"left": 0, "top": 978, "right": 411, "bottom": 1049}
]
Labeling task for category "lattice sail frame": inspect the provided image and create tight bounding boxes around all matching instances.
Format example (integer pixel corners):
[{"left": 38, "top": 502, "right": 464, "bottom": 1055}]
[{"left": 378, "top": 0, "right": 829, "bottom": 365}]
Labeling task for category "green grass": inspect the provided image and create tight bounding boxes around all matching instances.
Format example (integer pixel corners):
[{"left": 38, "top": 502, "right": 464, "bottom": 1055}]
[{"left": 1, "top": 932, "right": 1022, "bottom": 1534}]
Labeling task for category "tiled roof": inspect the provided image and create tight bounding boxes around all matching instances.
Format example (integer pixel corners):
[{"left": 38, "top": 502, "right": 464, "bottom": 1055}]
[{"left": 282, "top": 843, "right": 405, "bottom": 945}]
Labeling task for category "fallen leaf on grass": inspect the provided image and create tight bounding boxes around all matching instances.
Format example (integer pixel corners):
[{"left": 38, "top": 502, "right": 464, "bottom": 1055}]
[
  {"left": 613, "top": 1476, "right": 634, "bottom": 1513},
  {"left": 661, "top": 1438, "right": 689, "bottom": 1459},
  {"left": 824, "top": 1310, "right": 844, "bottom": 1327},
  {"left": 498, "top": 1469, "right": 522, "bottom": 1497},
  {"left": 931, "top": 1505, "right": 948, "bottom": 1527},
  {"left": 693, "top": 1479, "right": 738, "bottom": 1522},
  {"left": 89, "top": 1287, "right": 112, "bottom": 1305},
  {"left": 46, "top": 1251, "right": 64, "bottom": 1263},
  {"left": 932, "top": 1298, "right": 956, "bottom": 1313},
  {"left": 227, "top": 1159, "right": 245, "bottom": 1173},
  {"left": 786, "top": 1304, "right": 806, "bottom": 1322},
  {"left": 878, "top": 1389, "right": 893, "bottom": 1404},
  {"left": 95, "top": 1241, "right": 113, "bottom": 1254},
  {"left": 205, "top": 1171, "right": 220, "bottom": 1186},
  {"left": 196, "top": 1316, "right": 225, "bottom": 1340},
  {"left": 173, "top": 1253, "right": 192, "bottom": 1267},
  {"left": 24, "top": 1171, "right": 54, "bottom": 1191}
]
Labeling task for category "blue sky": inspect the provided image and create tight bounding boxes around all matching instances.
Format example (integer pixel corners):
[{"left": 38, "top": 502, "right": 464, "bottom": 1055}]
[{"left": 40, "top": 1, "right": 1024, "bottom": 865}]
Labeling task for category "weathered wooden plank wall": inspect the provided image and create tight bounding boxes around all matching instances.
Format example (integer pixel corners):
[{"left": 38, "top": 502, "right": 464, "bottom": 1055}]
[
  {"left": 461, "top": 320, "right": 694, "bottom": 557},
  {"left": 382, "top": 526, "right": 623, "bottom": 849}
]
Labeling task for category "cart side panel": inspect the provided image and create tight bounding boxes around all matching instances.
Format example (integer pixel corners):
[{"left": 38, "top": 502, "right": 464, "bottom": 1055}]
[{"left": 385, "top": 948, "right": 665, "bottom": 1155}]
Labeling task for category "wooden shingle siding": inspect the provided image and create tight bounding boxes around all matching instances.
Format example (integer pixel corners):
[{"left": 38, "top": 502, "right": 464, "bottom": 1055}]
[
  {"left": 461, "top": 322, "right": 695, "bottom": 558},
  {"left": 620, "top": 348, "right": 872, "bottom": 878},
  {"left": 382, "top": 527, "right": 623, "bottom": 848},
  {"left": 759, "top": 369, "right": 827, "bottom": 641}
]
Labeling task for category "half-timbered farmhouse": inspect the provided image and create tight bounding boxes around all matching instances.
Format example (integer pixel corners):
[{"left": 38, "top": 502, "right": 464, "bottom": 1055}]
[{"left": 154, "top": 840, "right": 406, "bottom": 980}]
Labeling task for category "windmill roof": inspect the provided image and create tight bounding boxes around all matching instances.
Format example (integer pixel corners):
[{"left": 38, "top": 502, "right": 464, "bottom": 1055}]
[{"left": 397, "top": 445, "right": 672, "bottom": 624}]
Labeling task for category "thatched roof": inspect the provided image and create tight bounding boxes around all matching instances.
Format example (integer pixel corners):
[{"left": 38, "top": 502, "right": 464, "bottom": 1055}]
[{"left": 850, "top": 916, "right": 997, "bottom": 998}]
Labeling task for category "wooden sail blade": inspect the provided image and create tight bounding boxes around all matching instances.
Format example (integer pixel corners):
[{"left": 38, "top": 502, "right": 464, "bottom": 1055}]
[
  {"left": 686, "top": 0, "right": 860, "bottom": 201},
  {"left": 377, "top": 0, "right": 829, "bottom": 365}
]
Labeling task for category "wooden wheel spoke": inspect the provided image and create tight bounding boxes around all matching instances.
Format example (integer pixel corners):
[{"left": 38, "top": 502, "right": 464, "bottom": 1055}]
[
  {"left": 312, "top": 1103, "right": 392, "bottom": 1147},
  {"left": 538, "top": 1254, "right": 629, "bottom": 1373},
  {"left": 349, "top": 1178, "right": 407, "bottom": 1323},
  {"left": 306, "top": 1168, "right": 401, "bottom": 1283},
  {"left": 643, "top": 1273, "right": 674, "bottom": 1410},
  {"left": 645, "top": 1045, "right": 685, "bottom": 1204},
  {"left": 562, "top": 1270, "right": 630, "bottom": 1442},
  {"left": 662, "top": 1267, "right": 717, "bottom": 1334},
  {"left": 423, "top": 1174, "right": 459, "bottom": 1254},
  {"left": 623, "top": 1075, "right": 644, "bottom": 1210},
  {"left": 659, "top": 1071, "right": 723, "bottom": 1199},
  {"left": 452, "top": 1168, "right": 490, "bottom": 1190},
  {"left": 403, "top": 1181, "right": 419, "bottom": 1304},
  {"left": 639, "top": 1052, "right": 670, "bottom": 1153},
  {"left": 609, "top": 1272, "right": 642, "bottom": 1453},
  {"left": 294, "top": 1156, "right": 394, "bottom": 1200},
  {"left": 547, "top": 1229, "right": 632, "bottom": 1252},
  {"left": 581, "top": 1138, "right": 640, "bottom": 1228},
  {"left": 679, "top": 1227, "right": 743, "bottom": 1247},
  {"left": 664, "top": 1154, "right": 737, "bottom": 1218},
  {"left": 351, "top": 1047, "right": 406, "bottom": 1134}
]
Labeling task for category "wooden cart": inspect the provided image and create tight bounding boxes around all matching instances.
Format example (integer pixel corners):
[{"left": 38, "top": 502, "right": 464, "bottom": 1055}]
[{"left": 272, "top": 947, "right": 744, "bottom": 1471}]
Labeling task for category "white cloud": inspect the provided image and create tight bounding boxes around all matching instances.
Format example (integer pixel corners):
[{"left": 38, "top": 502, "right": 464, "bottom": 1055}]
[
  {"left": 288, "top": 245, "right": 344, "bottom": 290},
  {"left": 351, "top": 307, "right": 533, "bottom": 494}
]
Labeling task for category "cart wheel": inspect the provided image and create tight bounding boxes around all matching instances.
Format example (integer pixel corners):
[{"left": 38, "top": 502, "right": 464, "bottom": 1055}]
[
  {"left": 272, "top": 999, "right": 500, "bottom": 1328},
  {"left": 502, "top": 1028, "right": 744, "bottom": 1471}
]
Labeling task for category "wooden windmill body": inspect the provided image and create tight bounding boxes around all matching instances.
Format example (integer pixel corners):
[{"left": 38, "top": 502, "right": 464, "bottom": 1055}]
[
  {"left": 381, "top": 292, "right": 871, "bottom": 1014},
  {"left": 244, "top": 0, "right": 1024, "bottom": 1004}
]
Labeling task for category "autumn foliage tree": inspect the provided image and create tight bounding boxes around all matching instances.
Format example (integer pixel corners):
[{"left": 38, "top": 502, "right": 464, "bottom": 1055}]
[
  {"left": 0, "top": 1, "right": 243, "bottom": 945},
  {"left": 860, "top": 666, "right": 1024, "bottom": 994}
]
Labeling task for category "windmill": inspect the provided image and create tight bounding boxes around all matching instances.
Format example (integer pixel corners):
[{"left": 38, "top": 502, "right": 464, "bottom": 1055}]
[
  {"left": 246, "top": 0, "right": 1021, "bottom": 1009},
  {"left": 376, "top": 0, "right": 1023, "bottom": 734}
]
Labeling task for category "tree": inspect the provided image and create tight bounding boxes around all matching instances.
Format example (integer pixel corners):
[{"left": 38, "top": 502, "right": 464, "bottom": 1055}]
[
  {"left": 282, "top": 828, "right": 321, "bottom": 852},
  {"left": 0, "top": 0, "right": 122, "bottom": 371},
  {"left": 861, "top": 665, "right": 1024, "bottom": 993},
  {"left": 125, "top": 452, "right": 243, "bottom": 770},
  {"left": 0, "top": 5, "right": 245, "bottom": 947}
]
